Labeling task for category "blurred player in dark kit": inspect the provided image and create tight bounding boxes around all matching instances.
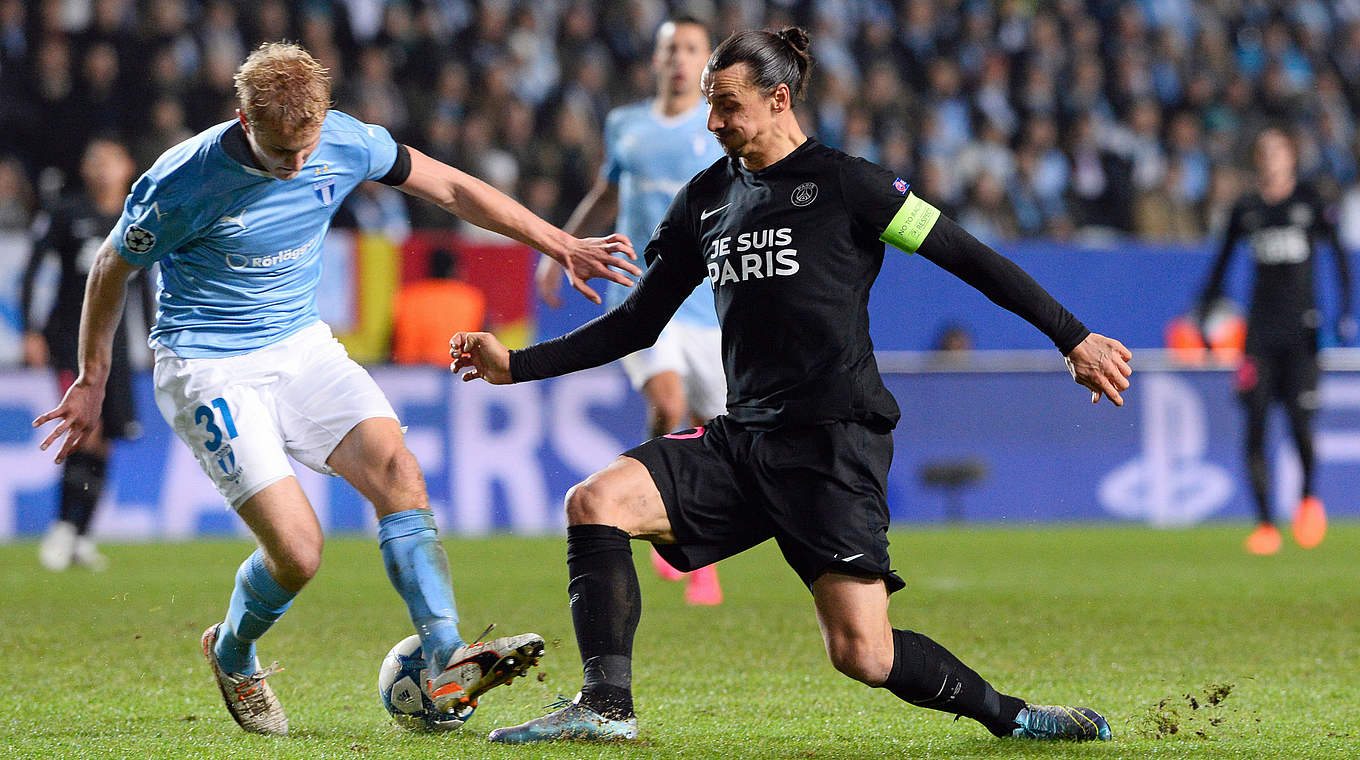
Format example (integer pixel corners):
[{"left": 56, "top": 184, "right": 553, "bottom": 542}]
[
  {"left": 22, "top": 137, "right": 151, "bottom": 572},
  {"left": 1199, "top": 127, "right": 1353, "bottom": 555}
]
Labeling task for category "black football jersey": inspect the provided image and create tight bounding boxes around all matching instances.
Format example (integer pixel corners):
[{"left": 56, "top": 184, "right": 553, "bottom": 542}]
[
  {"left": 1211, "top": 184, "right": 1349, "bottom": 337},
  {"left": 22, "top": 193, "right": 149, "bottom": 369},
  {"left": 513, "top": 138, "right": 1087, "bottom": 429},
  {"left": 644, "top": 139, "right": 922, "bottom": 430}
]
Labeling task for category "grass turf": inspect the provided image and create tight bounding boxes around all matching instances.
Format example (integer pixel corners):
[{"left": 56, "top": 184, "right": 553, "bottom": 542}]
[{"left": 1, "top": 524, "right": 1358, "bottom": 759}]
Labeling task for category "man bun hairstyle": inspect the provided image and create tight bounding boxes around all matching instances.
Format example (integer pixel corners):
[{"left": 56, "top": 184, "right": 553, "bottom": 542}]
[
  {"left": 234, "top": 42, "right": 331, "bottom": 130},
  {"left": 706, "top": 26, "right": 812, "bottom": 101}
]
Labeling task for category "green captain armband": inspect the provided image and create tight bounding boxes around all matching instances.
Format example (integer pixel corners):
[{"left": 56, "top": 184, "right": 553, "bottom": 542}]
[{"left": 879, "top": 192, "right": 940, "bottom": 253}]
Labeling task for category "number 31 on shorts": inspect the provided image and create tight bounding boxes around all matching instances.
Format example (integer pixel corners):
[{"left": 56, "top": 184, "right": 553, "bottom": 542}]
[{"left": 194, "top": 397, "right": 239, "bottom": 452}]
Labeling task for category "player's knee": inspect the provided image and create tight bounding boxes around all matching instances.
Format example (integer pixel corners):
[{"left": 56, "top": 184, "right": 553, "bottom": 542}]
[
  {"left": 270, "top": 538, "right": 324, "bottom": 590},
  {"left": 364, "top": 445, "right": 427, "bottom": 510},
  {"left": 565, "top": 479, "right": 624, "bottom": 528},
  {"left": 824, "top": 633, "right": 893, "bottom": 686},
  {"left": 380, "top": 445, "right": 423, "bottom": 488}
]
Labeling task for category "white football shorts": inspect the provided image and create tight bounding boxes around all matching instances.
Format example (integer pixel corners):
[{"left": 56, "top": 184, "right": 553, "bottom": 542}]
[
  {"left": 619, "top": 321, "right": 727, "bottom": 421},
  {"left": 152, "top": 321, "right": 398, "bottom": 509}
]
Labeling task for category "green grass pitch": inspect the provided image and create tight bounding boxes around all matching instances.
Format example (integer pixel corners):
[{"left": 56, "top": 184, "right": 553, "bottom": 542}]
[{"left": 2, "top": 524, "right": 1358, "bottom": 759}]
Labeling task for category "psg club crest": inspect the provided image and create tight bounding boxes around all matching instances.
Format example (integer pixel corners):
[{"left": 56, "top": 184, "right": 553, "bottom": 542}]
[
  {"left": 313, "top": 177, "right": 336, "bottom": 207},
  {"left": 893, "top": 178, "right": 908, "bottom": 195},
  {"left": 791, "top": 181, "right": 818, "bottom": 207}
]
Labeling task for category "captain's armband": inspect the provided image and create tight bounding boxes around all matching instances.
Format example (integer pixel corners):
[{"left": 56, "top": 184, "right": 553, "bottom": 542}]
[{"left": 879, "top": 192, "right": 940, "bottom": 254}]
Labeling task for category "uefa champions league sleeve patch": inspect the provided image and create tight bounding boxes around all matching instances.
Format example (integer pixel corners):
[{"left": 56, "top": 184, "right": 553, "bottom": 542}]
[{"left": 123, "top": 224, "right": 156, "bottom": 254}]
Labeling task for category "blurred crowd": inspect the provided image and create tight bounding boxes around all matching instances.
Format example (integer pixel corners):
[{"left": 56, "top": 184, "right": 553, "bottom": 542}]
[{"left": 4, "top": 0, "right": 1360, "bottom": 246}]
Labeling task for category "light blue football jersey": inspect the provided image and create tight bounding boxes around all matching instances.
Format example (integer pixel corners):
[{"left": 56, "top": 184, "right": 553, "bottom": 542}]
[
  {"left": 601, "top": 100, "right": 723, "bottom": 326},
  {"left": 110, "top": 110, "right": 399, "bottom": 357}
]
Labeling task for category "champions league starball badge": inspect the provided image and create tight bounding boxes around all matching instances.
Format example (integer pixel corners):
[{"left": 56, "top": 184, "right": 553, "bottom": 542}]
[{"left": 123, "top": 225, "right": 156, "bottom": 254}]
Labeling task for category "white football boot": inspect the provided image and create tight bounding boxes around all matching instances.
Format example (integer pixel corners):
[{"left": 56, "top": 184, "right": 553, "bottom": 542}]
[
  {"left": 38, "top": 521, "right": 77, "bottom": 572},
  {"left": 201, "top": 624, "right": 289, "bottom": 735},
  {"left": 428, "top": 631, "right": 545, "bottom": 714},
  {"left": 72, "top": 536, "right": 109, "bottom": 572}
]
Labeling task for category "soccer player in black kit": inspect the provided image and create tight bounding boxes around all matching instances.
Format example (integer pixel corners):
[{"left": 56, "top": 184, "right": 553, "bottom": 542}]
[
  {"left": 453, "top": 28, "right": 1131, "bottom": 744},
  {"left": 1198, "top": 127, "right": 1352, "bottom": 555},
  {"left": 21, "top": 137, "right": 151, "bottom": 571}
]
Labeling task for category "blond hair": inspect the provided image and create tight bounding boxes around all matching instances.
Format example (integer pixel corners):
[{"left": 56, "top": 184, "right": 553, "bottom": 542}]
[{"left": 234, "top": 42, "right": 331, "bottom": 130}]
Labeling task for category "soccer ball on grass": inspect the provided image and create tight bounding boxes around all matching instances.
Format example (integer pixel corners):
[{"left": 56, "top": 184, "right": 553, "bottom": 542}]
[{"left": 377, "top": 634, "right": 474, "bottom": 732}]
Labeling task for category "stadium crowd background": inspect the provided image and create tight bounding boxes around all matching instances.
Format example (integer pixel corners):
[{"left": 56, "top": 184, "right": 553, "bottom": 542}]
[{"left": 5, "top": 0, "right": 1360, "bottom": 249}]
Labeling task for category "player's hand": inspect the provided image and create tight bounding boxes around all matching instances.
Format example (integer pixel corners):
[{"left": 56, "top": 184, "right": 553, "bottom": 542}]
[
  {"left": 450, "top": 331, "right": 512, "bottom": 384},
  {"left": 22, "top": 332, "right": 49, "bottom": 367},
  {"left": 32, "top": 377, "right": 105, "bottom": 463},
  {"left": 551, "top": 233, "right": 640, "bottom": 305},
  {"left": 535, "top": 254, "right": 566, "bottom": 309},
  {"left": 1337, "top": 314, "right": 1358, "bottom": 345},
  {"left": 1064, "top": 333, "right": 1133, "bottom": 406}
]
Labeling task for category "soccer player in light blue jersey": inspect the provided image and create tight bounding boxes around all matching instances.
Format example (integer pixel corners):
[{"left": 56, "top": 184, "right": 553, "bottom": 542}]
[
  {"left": 535, "top": 17, "right": 726, "bottom": 605},
  {"left": 33, "top": 42, "right": 639, "bottom": 736}
]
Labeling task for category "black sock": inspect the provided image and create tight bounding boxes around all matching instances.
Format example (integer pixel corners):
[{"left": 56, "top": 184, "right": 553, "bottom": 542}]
[
  {"left": 1245, "top": 398, "right": 1272, "bottom": 524},
  {"left": 881, "top": 629, "right": 1026, "bottom": 737},
  {"left": 60, "top": 450, "right": 107, "bottom": 536},
  {"left": 566, "top": 524, "right": 640, "bottom": 720}
]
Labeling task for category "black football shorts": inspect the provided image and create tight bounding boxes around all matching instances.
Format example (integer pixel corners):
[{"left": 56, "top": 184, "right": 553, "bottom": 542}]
[{"left": 624, "top": 415, "right": 905, "bottom": 593}]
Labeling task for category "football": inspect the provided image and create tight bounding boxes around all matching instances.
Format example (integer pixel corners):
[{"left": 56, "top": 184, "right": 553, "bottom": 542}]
[{"left": 377, "top": 634, "right": 474, "bottom": 732}]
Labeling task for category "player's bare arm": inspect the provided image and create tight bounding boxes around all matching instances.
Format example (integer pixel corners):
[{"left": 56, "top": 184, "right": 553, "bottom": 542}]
[
  {"left": 398, "top": 146, "right": 640, "bottom": 304},
  {"left": 536, "top": 177, "right": 621, "bottom": 308},
  {"left": 33, "top": 239, "right": 139, "bottom": 462}
]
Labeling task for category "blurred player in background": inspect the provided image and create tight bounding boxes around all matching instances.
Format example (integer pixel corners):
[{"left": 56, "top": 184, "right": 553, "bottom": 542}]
[
  {"left": 21, "top": 136, "right": 151, "bottom": 572},
  {"left": 32, "top": 42, "right": 638, "bottom": 736},
  {"left": 1198, "top": 127, "right": 1353, "bottom": 555},
  {"left": 456, "top": 27, "right": 1128, "bottom": 745},
  {"left": 392, "top": 248, "right": 486, "bottom": 366},
  {"left": 536, "top": 16, "right": 726, "bottom": 605}
]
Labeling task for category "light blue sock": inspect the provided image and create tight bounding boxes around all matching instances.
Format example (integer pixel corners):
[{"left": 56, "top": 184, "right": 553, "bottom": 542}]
[
  {"left": 214, "top": 549, "right": 295, "bottom": 676},
  {"left": 378, "top": 508, "right": 464, "bottom": 673}
]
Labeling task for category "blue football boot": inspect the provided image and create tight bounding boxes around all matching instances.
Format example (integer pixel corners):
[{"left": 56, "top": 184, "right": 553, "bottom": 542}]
[
  {"left": 1012, "top": 704, "right": 1112, "bottom": 741},
  {"left": 487, "top": 694, "right": 639, "bottom": 744}
]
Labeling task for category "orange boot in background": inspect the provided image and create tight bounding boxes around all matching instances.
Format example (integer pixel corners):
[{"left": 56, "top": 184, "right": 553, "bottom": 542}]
[
  {"left": 1245, "top": 523, "right": 1281, "bottom": 555},
  {"left": 649, "top": 545, "right": 685, "bottom": 581},
  {"left": 684, "top": 564, "right": 723, "bottom": 606},
  {"left": 1292, "top": 496, "right": 1326, "bottom": 549}
]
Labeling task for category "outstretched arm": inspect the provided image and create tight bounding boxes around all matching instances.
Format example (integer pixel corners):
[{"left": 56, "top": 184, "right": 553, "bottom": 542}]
[
  {"left": 1321, "top": 212, "right": 1355, "bottom": 342},
  {"left": 908, "top": 213, "right": 1133, "bottom": 405},
  {"left": 33, "top": 240, "right": 139, "bottom": 461},
  {"left": 398, "top": 146, "right": 641, "bottom": 304},
  {"left": 841, "top": 159, "right": 1131, "bottom": 405},
  {"left": 453, "top": 253, "right": 697, "bottom": 384},
  {"left": 19, "top": 226, "right": 50, "bottom": 367},
  {"left": 536, "top": 177, "right": 621, "bottom": 308},
  {"left": 915, "top": 214, "right": 1090, "bottom": 353},
  {"left": 1197, "top": 211, "right": 1240, "bottom": 327}
]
